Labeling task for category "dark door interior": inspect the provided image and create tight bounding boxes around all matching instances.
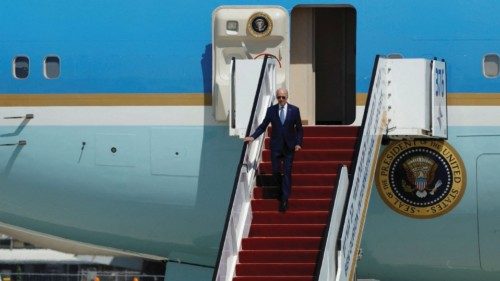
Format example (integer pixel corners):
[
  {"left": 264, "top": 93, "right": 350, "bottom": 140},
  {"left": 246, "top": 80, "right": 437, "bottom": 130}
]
[{"left": 315, "top": 7, "right": 356, "bottom": 125}]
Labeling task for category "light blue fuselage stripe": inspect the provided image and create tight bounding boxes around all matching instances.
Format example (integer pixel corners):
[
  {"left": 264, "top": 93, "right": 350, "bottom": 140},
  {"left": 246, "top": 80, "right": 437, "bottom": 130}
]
[
  {"left": 360, "top": 125, "right": 500, "bottom": 280},
  {"left": 0, "top": 125, "right": 241, "bottom": 265}
]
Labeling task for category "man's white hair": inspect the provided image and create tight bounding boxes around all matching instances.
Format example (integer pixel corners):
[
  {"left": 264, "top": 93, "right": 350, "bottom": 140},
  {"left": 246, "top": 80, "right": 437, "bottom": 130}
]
[{"left": 276, "top": 88, "right": 288, "bottom": 96}]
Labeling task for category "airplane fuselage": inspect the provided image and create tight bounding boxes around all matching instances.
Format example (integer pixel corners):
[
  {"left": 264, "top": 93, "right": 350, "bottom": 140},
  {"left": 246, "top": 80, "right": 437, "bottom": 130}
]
[{"left": 1, "top": 1, "right": 500, "bottom": 280}]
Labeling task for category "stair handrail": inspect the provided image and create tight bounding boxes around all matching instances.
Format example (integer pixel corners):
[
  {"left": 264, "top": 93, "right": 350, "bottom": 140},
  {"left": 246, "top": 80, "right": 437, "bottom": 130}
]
[
  {"left": 315, "top": 55, "right": 389, "bottom": 281},
  {"left": 336, "top": 55, "right": 388, "bottom": 281},
  {"left": 315, "top": 164, "right": 350, "bottom": 280},
  {"left": 212, "top": 55, "right": 276, "bottom": 281}
]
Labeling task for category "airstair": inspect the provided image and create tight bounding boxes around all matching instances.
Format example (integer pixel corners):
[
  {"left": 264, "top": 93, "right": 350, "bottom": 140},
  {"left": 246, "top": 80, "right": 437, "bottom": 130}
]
[
  {"left": 232, "top": 126, "right": 358, "bottom": 281},
  {"left": 213, "top": 55, "right": 448, "bottom": 281}
]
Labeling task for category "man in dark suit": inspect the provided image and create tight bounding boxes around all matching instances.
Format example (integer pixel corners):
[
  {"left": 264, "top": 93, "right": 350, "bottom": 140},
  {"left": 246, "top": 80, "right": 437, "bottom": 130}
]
[{"left": 244, "top": 88, "right": 303, "bottom": 212}]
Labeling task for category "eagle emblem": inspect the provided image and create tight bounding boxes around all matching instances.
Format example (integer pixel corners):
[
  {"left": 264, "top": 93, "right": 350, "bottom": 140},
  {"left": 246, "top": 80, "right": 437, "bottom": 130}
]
[{"left": 402, "top": 156, "right": 439, "bottom": 198}]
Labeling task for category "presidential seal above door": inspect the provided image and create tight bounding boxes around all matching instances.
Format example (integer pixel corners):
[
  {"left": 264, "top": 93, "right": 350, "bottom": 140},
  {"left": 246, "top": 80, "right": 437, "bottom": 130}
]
[{"left": 247, "top": 12, "right": 273, "bottom": 37}]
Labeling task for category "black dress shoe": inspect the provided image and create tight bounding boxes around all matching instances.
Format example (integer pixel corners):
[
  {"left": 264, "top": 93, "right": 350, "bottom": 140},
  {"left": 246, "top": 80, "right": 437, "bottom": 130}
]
[{"left": 279, "top": 199, "right": 288, "bottom": 212}]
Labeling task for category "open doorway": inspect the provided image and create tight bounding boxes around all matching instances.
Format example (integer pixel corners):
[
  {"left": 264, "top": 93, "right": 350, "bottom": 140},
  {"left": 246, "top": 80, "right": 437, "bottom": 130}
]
[{"left": 290, "top": 6, "right": 356, "bottom": 125}]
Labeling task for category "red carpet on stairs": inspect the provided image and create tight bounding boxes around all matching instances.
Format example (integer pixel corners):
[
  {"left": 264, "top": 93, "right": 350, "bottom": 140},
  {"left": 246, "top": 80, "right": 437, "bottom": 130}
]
[{"left": 233, "top": 126, "right": 359, "bottom": 281}]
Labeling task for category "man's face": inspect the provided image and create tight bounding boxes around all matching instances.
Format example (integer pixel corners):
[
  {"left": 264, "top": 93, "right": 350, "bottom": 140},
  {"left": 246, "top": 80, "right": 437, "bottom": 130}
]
[{"left": 276, "top": 91, "right": 288, "bottom": 106}]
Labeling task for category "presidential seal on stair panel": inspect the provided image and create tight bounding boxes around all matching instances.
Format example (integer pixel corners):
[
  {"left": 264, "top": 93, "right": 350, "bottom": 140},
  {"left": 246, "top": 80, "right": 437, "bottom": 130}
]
[{"left": 375, "top": 140, "right": 466, "bottom": 219}]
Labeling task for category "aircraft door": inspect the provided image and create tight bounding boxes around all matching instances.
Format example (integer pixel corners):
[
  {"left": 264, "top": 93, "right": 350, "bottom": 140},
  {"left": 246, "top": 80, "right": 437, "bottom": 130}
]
[
  {"left": 478, "top": 153, "right": 500, "bottom": 271},
  {"left": 290, "top": 6, "right": 356, "bottom": 125}
]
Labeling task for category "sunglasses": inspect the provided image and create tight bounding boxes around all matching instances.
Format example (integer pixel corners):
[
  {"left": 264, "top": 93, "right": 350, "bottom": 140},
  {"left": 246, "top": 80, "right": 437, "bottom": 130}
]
[{"left": 276, "top": 96, "right": 287, "bottom": 100}]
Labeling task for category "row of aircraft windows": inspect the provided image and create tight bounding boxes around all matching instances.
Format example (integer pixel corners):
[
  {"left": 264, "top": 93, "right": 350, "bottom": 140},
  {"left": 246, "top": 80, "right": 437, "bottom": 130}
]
[
  {"left": 13, "top": 56, "right": 60, "bottom": 79},
  {"left": 12, "top": 53, "right": 500, "bottom": 79}
]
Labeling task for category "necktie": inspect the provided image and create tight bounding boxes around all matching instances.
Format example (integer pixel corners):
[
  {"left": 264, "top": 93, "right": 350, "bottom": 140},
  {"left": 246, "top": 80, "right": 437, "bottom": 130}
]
[{"left": 279, "top": 106, "right": 285, "bottom": 124}]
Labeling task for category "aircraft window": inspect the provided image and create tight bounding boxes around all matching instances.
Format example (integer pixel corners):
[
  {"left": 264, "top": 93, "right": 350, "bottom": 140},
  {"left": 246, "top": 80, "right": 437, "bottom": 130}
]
[
  {"left": 44, "top": 56, "right": 60, "bottom": 79},
  {"left": 387, "top": 53, "right": 403, "bottom": 59},
  {"left": 13, "top": 56, "right": 29, "bottom": 79},
  {"left": 483, "top": 54, "right": 499, "bottom": 78}
]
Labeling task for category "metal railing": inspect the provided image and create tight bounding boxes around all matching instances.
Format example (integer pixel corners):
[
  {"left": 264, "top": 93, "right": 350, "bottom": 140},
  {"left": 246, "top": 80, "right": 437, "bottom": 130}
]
[
  {"left": 212, "top": 56, "right": 276, "bottom": 281},
  {"left": 335, "top": 55, "right": 388, "bottom": 281},
  {"left": 316, "top": 165, "right": 350, "bottom": 280},
  {"left": 315, "top": 55, "right": 389, "bottom": 281}
]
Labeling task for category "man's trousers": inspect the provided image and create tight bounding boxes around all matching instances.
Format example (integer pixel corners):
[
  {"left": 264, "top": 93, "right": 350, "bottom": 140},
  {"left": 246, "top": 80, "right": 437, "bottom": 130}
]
[{"left": 271, "top": 147, "right": 294, "bottom": 201}]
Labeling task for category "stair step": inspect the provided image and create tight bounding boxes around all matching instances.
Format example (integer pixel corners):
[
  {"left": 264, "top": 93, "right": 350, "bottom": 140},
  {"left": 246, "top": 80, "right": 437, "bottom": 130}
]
[
  {"left": 242, "top": 237, "right": 322, "bottom": 250},
  {"left": 259, "top": 161, "right": 350, "bottom": 174},
  {"left": 262, "top": 149, "right": 355, "bottom": 161},
  {"left": 239, "top": 250, "right": 319, "bottom": 263},
  {"left": 236, "top": 263, "right": 316, "bottom": 276},
  {"left": 252, "top": 211, "right": 329, "bottom": 224},
  {"left": 265, "top": 137, "right": 357, "bottom": 150},
  {"left": 253, "top": 186, "right": 335, "bottom": 199},
  {"left": 252, "top": 199, "right": 331, "bottom": 212},
  {"left": 268, "top": 126, "right": 359, "bottom": 137},
  {"left": 249, "top": 224, "right": 326, "bottom": 237},
  {"left": 257, "top": 174, "right": 338, "bottom": 187}
]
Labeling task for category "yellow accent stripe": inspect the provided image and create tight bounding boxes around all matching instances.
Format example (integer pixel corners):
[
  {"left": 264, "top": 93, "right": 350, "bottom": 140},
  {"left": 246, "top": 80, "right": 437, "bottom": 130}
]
[
  {"left": 0, "top": 94, "right": 211, "bottom": 106},
  {"left": 356, "top": 94, "right": 368, "bottom": 106},
  {"left": 447, "top": 93, "right": 500, "bottom": 106},
  {"left": 0, "top": 92, "right": 499, "bottom": 107},
  {"left": 356, "top": 93, "right": 500, "bottom": 106}
]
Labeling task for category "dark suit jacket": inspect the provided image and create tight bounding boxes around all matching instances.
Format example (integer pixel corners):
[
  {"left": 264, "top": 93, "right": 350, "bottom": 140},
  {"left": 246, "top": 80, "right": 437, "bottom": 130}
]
[{"left": 251, "top": 103, "right": 303, "bottom": 151}]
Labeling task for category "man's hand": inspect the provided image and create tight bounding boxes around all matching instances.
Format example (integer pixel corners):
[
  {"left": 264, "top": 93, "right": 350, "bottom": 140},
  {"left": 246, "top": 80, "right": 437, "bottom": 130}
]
[
  {"left": 295, "top": 145, "right": 301, "bottom": 151},
  {"left": 244, "top": 136, "right": 255, "bottom": 143}
]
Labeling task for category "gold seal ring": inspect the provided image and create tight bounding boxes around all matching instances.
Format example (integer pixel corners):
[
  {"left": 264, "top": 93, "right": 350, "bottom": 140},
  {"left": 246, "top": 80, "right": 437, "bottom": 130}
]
[
  {"left": 247, "top": 12, "right": 273, "bottom": 38},
  {"left": 375, "top": 140, "right": 466, "bottom": 219}
]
